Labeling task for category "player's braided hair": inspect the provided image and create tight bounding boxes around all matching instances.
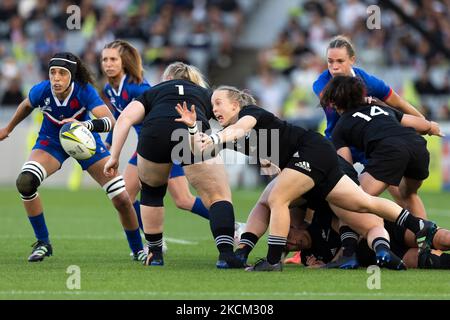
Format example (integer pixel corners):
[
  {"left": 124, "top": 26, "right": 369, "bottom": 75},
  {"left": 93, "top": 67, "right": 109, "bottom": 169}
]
[
  {"left": 327, "top": 35, "right": 355, "bottom": 58},
  {"left": 104, "top": 40, "right": 144, "bottom": 84},
  {"left": 215, "top": 85, "right": 256, "bottom": 108},
  {"left": 320, "top": 75, "right": 366, "bottom": 112}
]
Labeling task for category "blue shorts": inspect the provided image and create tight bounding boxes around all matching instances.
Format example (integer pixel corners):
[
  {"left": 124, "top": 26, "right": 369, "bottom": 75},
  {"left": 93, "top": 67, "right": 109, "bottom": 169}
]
[
  {"left": 169, "top": 163, "right": 185, "bottom": 178},
  {"left": 32, "top": 132, "right": 110, "bottom": 170}
]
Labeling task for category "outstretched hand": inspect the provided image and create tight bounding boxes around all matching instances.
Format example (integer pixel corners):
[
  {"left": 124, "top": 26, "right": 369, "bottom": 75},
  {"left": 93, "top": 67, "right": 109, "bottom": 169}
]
[
  {"left": 429, "top": 121, "right": 445, "bottom": 137},
  {"left": 0, "top": 127, "right": 11, "bottom": 141},
  {"left": 175, "top": 101, "right": 197, "bottom": 127},
  {"left": 104, "top": 157, "right": 119, "bottom": 178}
]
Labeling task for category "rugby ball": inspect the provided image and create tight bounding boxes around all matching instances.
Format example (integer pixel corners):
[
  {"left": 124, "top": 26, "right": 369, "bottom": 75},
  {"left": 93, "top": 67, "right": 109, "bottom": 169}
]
[{"left": 59, "top": 122, "right": 96, "bottom": 160}]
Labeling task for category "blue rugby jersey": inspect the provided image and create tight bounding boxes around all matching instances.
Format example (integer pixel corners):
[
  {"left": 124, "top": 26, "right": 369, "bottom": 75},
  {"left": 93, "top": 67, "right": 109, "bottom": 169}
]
[
  {"left": 28, "top": 80, "right": 105, "bottom": 137},
  {"left": 103, "top": 74, "right": 151, "bottom": 144},
  {"left": 313, "top": 67, "right": 393, "bottom": 139}
]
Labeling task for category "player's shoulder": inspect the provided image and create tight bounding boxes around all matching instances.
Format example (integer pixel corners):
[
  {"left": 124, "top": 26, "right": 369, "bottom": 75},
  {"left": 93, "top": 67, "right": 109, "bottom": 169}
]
[
  {"left": 30, "top": 80, "right": 51, "bottom": 96},
  {"left": 313, "top": 70, "right": 332, "bottom": 95},
  {"left": 75, "top": 82, "right": 98, "bottom": 97},
  {"left": 353, "top": 67, "right": 380, "bottom": 82}
]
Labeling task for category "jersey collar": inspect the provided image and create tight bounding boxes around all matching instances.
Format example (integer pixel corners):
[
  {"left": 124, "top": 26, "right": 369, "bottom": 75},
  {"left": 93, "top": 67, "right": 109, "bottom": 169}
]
[
  {"left": 110, "top": 74, "right": 127, "bottom": 97},
  {"left": 51, "top": 82, "right": 75, "bottom": 106}
]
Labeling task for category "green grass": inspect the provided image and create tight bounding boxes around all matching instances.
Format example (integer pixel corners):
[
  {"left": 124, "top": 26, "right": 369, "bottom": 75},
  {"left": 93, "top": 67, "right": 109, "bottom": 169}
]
[{"left": 1, "top": 187, "right": 450, "bottom": 300}]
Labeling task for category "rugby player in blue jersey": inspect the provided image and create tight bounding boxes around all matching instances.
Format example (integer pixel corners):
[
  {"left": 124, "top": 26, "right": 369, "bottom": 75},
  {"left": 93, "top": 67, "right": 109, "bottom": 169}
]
[
  {"left": 313, "top": 36, "right": 426, "bottom": 216},
  {"left": 101, "top": 40, "right": 209, "bottom": 229},
  {"left": 311, "top": 36, "right": 429, "bottom": 267},
  {"left": 0, "top": 52, "right": 145, "bottom": 262}
]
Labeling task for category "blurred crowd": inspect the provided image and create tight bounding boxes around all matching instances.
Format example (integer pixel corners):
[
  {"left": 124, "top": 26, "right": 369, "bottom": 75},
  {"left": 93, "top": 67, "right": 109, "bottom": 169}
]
[
  {"left": 247, "top": 0, "right": 450, "bottom": 128},
  {"left": 0, "top": 0, "right": 449, "bottom": 122},
  {"left": 0, "top": 0, "right": 249, "bottom": 106}
]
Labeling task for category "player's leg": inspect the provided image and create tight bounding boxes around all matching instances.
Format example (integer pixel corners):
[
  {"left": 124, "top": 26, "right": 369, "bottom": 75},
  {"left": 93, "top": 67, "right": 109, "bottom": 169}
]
[
  {"left": 247, "top": 168, "right": 315, "bottom": 271},
  {"left": 358, "top": 172, "right": 389, "bottom": 196},
  {"left": 87, "top": 155, "right": 145, "bottom": 261},
  {"left": 235, "top": 179, "right": 275, "bottom": 264},
  {"left": 330, "top": 206, "right": 405, "bottom": 270},
  {"left": 404, "top": 247, "right": 450, "bottom": 270},
  {"left": 184, "top": 157, "right": 244, "bottom": 268},
  {"left": 123, "top": 153, "right": 143, "bottom": 230},
  {"left": 398, "top": 177, "right": 427, "bottom": 218},
  {"left": 17, "top": 149, "right": 61, "bottom": 262},
  {"left": 168, "top": 164, "right": 209, "bottom": 220},
  {"left": 326, "top": 175, "right": 437, "bottom": 252},
  {"left": 137, "top": 155, "right": 171, "bottom": 266}
]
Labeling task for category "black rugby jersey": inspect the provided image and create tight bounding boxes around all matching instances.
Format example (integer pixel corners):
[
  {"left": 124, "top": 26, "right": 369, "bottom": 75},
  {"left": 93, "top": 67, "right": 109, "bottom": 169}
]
[
  {"left": 232, "top": 105, "right": 309, "bottom": 169},
  {"left": 301, "top": 205, "right": 341, "bottom": 265},
  {"left": 136, "top": 79, "right": 213, "bottom": 125},
  {"left": 332, "top": 104, "right": 417, "bottom": 153}
]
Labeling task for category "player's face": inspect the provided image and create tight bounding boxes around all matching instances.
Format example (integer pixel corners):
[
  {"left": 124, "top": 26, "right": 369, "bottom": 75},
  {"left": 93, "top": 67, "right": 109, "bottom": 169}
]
[
  {"left": 49, "top": 67, "right": 71, "bottom": 94},
  {"left": 327, "top": 48, "right": 355, "bottom": 77},
  {"left": 211, "top": 90, "right": 240, "bottom": 127},
  {"left": 101, "top": 48, "right": 123, "bottom": 79},
  {"left": 286, "top": 227, "right": 312, "bottom": 251}
]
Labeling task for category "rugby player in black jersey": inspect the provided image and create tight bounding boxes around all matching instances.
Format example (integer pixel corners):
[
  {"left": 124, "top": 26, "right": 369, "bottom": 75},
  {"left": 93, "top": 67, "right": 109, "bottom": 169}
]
[
  {"left": 176, "top": 85, "right": 437, "bottom": 271},
  {"left": 104, "top": 62, "right": 245, "bottom": 269}
]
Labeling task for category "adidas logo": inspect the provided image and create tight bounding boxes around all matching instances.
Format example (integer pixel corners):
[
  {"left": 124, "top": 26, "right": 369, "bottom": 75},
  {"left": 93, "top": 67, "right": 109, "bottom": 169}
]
[{"left": 294, "top": 161, "right": 311, "bottom": 172}]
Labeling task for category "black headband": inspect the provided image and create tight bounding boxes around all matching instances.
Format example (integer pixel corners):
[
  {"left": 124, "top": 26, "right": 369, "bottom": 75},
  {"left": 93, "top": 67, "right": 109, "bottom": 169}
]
[{"left": 48, "top": 53, "right": 77, "bottom": 81}]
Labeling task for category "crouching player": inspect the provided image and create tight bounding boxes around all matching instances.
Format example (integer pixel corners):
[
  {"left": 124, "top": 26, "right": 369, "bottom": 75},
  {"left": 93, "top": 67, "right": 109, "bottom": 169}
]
[{"left": 0, "top": 52, "right": 145, "bottom": 262}]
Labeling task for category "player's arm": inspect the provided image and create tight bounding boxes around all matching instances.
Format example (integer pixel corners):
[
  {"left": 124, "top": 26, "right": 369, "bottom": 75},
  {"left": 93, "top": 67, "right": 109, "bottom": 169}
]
[
  {"left": 199, "top": 115, "right": 256, "bottom": 155},
  {"left": 80, "top": 104, "right": 116, "bottom": 133},
  {"left": 385, "top": 91, "right": 424, "bottom": 119},
  {"left": 215, "top": 116, "right": 256, "bottom": 144},
  {"left": 104, "top": 101, "right": 144, "bottom": 177},
  {"left": 336, "top": 146, "right": 353, "bottom": 164},
  {"left": 400, "top": 114, "right": 444, "bottom": 137},
  {"left": 0, "top": 98, "right": 33, "bottom": 141}
]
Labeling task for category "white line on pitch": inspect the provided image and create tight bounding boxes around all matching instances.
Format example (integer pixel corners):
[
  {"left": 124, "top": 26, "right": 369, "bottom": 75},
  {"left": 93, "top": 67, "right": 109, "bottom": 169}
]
[{"left": 0, "top": 234, "right": 204, "bottom": 244}]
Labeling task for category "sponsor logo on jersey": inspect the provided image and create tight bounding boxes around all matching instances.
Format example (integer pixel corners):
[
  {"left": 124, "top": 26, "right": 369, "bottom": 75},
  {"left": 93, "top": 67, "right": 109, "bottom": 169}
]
[{"left": 295, "top": 161, "right": 311, "bottom": 172}]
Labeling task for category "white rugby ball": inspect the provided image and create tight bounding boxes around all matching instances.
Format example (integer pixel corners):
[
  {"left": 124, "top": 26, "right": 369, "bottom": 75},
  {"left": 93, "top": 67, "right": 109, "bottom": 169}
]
[{"left": 59, "top": 122, "right": 96, "bottom": 160}]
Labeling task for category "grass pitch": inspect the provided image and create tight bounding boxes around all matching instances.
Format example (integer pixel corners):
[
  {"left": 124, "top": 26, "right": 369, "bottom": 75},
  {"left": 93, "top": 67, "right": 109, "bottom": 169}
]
[{"left": 0, "top": 187, "right": 449, "bottom": 300}]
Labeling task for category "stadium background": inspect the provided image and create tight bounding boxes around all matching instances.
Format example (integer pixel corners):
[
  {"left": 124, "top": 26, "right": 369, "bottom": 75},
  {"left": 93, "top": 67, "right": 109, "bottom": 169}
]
[
  {"left": 0, "top": 0, "right": 450, "bottom": 301},
  {"left": 0, "top": 0, "right": 449, "bottom": 190}
]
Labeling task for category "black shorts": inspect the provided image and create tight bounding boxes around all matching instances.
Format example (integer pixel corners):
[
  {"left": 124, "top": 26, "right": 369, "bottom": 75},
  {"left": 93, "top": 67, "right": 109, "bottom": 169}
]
[
  {"left": 137, "top": 117, "right": 211, "bottom": 165},
  {"left": 364, "top": 136, "right": 429, "bottom": 186},
  {"left": 285, "top": 131, "right": 344, "bottom": 203},
  {"left": 305, "top": 155, "right": 359, "bottom": 210}
]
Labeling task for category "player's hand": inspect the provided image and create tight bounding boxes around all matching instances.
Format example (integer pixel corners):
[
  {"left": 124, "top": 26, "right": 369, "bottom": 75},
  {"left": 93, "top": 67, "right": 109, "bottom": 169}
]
[
  {"left": 429, "top": 121, "right": 445, "bottom": 137},
  {"left": 60, "top": 118, "right": 79, "bottom": 125},
  {"left": 305, "top": 255, "right": 325, "bottom": 268},
  {"left": 104, "top": 157, "right": 119, "bottom": 177},
  {"left": 0, "top": 127, "right": 11, "bottom": 141},
  {"left": 200, "top": 133, "right": 214, "bottom": 151},
  {"left": 175, "top": 101, "right": 197, "bottom": 127}
]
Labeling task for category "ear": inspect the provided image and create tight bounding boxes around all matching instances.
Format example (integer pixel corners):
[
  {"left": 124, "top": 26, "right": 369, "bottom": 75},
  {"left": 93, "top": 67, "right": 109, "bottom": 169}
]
[
  {"left": 349, "top": 55, "right": 356, "bottom": 65},
  {"left": 232, "top": 100, "right": 240, "bottom": 111}
]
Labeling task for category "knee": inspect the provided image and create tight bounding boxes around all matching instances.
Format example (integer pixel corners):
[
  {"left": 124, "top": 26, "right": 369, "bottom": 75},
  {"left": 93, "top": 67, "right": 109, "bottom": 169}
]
[
  {"left": 16, "top": 172, "right": 39, "bottom": 196},
  {"left": 16, "top": 162, "right": 47, "bottom": 201},
  {"left": 141, "top": 181, "right": 167, "bottom": 207},
  {"left": 267, "top": 193, "right": 288, "bottom": 210},
  {"left": 111, "top": 192, "right": 132, "bottom": 212},
  {"left": 399, "top": 180, "right": 421, "bottom": 198}
]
